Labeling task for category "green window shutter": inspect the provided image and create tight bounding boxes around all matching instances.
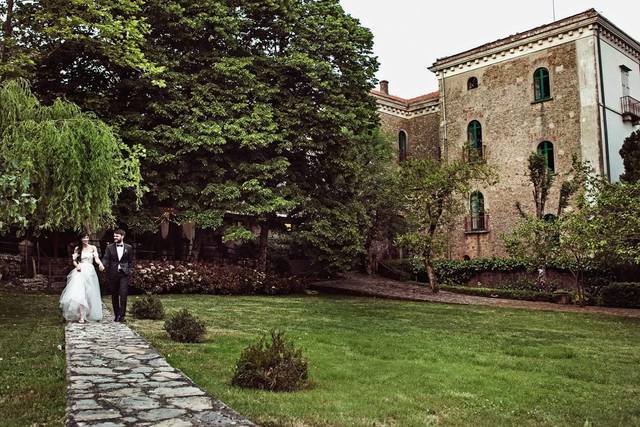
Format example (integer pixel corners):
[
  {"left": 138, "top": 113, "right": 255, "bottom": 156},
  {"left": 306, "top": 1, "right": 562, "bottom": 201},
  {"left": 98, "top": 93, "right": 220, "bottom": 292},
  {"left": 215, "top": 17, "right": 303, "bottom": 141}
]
[
  {"left": 467, "top": 121, "right": 482, "bottom": 148},
  {"left": 534, "top": 68, "right": 551, "bottom": 101},
  {"left": 398, "top": 131, "right": 407, "bottom": 161},
  {"left": 470, "top": 191, "right": 485, "bottom": 231},
  {"left": 537, "top": 141, "right": 555, "bottom": 171}
]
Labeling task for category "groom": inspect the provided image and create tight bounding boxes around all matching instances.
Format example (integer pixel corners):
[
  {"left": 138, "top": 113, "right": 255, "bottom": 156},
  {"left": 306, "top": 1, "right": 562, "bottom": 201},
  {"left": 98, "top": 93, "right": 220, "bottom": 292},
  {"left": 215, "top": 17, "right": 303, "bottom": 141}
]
[{"left": 101, "top": 229, "right": 134, "bottom": 322}]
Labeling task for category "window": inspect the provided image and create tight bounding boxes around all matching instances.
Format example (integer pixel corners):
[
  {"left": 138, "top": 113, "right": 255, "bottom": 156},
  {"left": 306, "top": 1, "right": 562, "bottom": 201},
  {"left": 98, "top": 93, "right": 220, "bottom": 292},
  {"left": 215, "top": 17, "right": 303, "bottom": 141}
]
[
  {"left": 621, "top": 65, "right": 631, "bottom": 97},
  {"left": 470, "top": 191, "right": 485, "bottom": 231},
  {"left": 466, "top": 120, "right": 483, "bottom": 160},
  {"left": 398, "top": 130, "right": 407, "bottom": 162},
  {"left": 467, "top": 77, "right": 478, "bottom": 90},
  {"left": 537, "top": 141, "right": 555, "bottom": 172},
  {"left": 533, "top": 67, "right": 551, "bottom": 101}
]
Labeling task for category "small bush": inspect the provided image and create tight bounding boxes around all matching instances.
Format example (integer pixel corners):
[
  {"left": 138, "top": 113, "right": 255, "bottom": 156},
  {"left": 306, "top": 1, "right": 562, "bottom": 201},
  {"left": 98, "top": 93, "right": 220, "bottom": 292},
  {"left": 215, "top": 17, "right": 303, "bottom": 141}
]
[
  {"left": 598, "top": 282, "right": 640, "bottom": 308},
  {"left": 132, "top": 294, "right": 165, "bottom": 320},
  {"left": 164, "top": 309, "right": 206, "bottom": 343},
  {"left": 232, "top": 330, "right": 310, "bottom": 392}
]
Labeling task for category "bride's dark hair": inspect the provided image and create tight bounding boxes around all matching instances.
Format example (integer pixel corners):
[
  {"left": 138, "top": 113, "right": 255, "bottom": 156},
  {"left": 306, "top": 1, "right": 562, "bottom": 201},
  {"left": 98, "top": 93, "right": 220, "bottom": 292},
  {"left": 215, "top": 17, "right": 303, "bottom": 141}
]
[{"left": 74, "top": 231, "right": 91, "bottom": 260}]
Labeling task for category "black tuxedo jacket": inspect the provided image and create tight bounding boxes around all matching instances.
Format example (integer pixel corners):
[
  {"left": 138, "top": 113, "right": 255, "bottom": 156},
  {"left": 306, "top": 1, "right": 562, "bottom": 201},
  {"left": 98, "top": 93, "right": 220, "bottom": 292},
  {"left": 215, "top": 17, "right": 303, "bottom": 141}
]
[{"left": 101, "top": 243, "right": 134, "bottom": 277}]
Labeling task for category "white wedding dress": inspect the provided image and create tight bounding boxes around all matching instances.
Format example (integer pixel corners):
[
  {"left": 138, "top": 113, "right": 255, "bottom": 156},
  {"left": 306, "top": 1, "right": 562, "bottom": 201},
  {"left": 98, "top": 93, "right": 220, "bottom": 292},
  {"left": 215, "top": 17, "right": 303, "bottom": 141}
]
[{"left": 59, "top": 247, "right": 103, "bottom": 321}]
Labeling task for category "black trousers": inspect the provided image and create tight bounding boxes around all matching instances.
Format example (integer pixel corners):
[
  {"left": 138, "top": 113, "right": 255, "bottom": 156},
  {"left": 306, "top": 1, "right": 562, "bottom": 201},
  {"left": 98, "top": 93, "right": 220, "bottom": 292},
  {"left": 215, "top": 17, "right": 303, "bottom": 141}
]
[{"left": 109, "top": 273, "right": 129, "bottom": 319}]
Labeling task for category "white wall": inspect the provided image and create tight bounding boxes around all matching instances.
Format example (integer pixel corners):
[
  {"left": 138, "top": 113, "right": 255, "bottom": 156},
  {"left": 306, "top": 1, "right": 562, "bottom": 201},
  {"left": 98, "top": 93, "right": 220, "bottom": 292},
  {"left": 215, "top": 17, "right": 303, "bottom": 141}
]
[
  {"left": 575, "top": 36, "right": 603, "bottom": 176},
  {"left": 598, "top": 36, "right": 640, "bottom": 182}
]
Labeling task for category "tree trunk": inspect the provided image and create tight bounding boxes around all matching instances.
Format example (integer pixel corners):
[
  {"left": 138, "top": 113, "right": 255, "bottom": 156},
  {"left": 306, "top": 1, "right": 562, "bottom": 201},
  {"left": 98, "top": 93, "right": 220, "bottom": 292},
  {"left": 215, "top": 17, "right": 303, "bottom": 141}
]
[
  {"left": 257, "top": 221, "right": 269, "bottom": 272},
  {"left": 0, "top": 0, "right": 14, "bottom": 64},
  {"left": 425, "top": 259, "right": 438, "bottom": 293},
  {"left": 576, "top": 270, "right": 586, "bottom": 306}
]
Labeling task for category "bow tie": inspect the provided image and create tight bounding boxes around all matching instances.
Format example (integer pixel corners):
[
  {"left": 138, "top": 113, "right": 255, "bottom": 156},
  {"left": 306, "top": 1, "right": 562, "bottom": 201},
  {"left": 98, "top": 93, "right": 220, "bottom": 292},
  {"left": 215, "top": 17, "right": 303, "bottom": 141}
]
[{"left": 116, "top": 244, "right": 124, "bottom": 247}]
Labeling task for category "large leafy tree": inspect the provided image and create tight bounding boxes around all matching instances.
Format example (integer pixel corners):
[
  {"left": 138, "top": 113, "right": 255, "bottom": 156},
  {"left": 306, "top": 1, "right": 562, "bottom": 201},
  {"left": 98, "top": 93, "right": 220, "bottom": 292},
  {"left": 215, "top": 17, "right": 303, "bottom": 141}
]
[
  {"left": 0, "top": 0, "right": 162, "bottom": 109},
  {"left": 0, "top": 79, "right": 143, "bottom": 233},
  {"left": 620, "top": 129, "right": 640, "bottom": 184},
  {"left": 120, "top": 0, "right": 379, "bottom": 271},
  {"left": 395, "top": 158, "right": 494, "bottom": 292},
  {"left": 3, "top": 0, "right": 380, "bottom": 273}
]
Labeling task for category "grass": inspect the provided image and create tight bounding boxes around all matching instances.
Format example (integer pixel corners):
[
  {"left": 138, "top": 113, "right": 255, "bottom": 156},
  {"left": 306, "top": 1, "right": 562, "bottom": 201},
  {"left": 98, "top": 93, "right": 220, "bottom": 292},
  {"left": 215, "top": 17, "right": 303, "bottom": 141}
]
[
  {"left": 127, "top": 294, "right": 640, "bottom": 427},
  {"left": 0, "top": 291, "right": 66, "bottom": 426}
]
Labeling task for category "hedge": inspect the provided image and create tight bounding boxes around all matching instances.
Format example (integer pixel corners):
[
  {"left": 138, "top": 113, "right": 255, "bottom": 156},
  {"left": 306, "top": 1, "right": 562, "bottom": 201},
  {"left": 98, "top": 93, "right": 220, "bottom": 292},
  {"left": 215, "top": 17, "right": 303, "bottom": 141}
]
[
  {"left": 384, "top": 257, "right": 608, "bottom": 286},
  {"left": 130, "top": 261, "right": 307, "bottom": 295},
  {"left": 439, "top": 285, "right": 556, "bottom": 303},
  {"left": 598, "top": 282, "right": 640, "bottom": 308}
]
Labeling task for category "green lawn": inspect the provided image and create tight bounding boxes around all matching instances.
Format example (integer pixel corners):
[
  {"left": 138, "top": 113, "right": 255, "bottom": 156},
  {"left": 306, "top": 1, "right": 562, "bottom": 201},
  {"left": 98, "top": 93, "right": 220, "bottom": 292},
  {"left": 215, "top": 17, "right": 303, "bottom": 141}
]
[
  {"left": 128, "top": 294, "right": 640, "bottom": 427},
  {"left": 0, "top": 292, "right": 66, "bottom": 426}
]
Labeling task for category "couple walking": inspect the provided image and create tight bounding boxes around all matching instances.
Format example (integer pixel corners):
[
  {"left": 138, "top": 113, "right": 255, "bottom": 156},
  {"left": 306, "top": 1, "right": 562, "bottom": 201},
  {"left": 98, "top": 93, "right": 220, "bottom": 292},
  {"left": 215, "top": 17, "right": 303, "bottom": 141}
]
[{"left": 59, "top": 229, "right": 133, "bottom": 323}]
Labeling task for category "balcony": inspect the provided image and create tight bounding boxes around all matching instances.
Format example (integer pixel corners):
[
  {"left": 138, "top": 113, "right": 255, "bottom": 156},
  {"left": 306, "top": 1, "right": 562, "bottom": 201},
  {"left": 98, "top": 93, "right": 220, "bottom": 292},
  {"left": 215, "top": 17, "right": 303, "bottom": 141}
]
[
  {"left": 621, "top": 96, "right": 640, "bottom": 125},
  {"left": 464, "top": 214, "right": 490, "bottom": 234},
  {"left": 462, "top": 143, "right": 487, "bottom": 163}
]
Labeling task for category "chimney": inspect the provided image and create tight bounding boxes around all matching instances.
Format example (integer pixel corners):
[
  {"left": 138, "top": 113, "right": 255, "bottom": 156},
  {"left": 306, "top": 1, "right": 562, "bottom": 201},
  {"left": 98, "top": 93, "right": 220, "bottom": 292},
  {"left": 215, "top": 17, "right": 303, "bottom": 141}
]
[{"left": 380, "top": 80, "right": 389, "bottom": 95}]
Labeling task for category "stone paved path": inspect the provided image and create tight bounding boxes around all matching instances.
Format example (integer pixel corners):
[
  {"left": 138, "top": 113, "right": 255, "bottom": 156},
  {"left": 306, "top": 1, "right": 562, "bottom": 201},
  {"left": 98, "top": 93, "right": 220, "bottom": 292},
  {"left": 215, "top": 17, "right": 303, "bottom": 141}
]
[
  {"left": 65, "top": 307, "right": 256, "bottom": 426},
  {"left": 312, "top": 273, "right": 640, "bottom": 319}
]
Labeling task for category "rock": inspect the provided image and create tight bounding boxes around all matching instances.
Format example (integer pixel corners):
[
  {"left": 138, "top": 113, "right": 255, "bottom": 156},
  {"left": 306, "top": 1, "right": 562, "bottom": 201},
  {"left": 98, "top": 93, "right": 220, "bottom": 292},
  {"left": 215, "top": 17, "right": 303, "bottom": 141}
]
[
  {"left": 167, "top": 396, "right": 213, "bottom": 411},
  {"left": 73, "top": 409, "right": 121, "bottom": 422},
  {"left": 72, "top": 399, "right": 102, "bottom": 410},
  {"left": 150, "top": 387, "right": 206, "bottom": 397},
  {"left": 138, "top": 408, "right": 186, "bottom": 421},
  {"left": 152, "top": 419, "right": 193, "bottom": 427},
  {"left": 117, "top": 396, "right": 161, "bottom": 411}
]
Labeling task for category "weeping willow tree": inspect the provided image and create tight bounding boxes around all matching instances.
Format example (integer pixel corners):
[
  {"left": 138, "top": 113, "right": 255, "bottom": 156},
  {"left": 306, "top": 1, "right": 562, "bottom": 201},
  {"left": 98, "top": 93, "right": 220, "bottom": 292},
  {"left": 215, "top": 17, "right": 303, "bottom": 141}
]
[{"left": 0, "top": 79, "right": 144, "bottom": 233}]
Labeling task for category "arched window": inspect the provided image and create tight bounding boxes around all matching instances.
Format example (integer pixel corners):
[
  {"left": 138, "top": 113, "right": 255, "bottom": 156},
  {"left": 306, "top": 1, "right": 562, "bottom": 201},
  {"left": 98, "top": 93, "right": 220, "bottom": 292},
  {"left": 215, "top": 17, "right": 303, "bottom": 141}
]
[
  {"left": 467, "top": 121, "right": 482, "bottom": 148},
  {"left": 467, "top": 121, "right": 483, "bottom": 160},
  {"left": 537, "top": 141, "right": 554, "bottom": 171},
  {"left": 398, "top": 130, "right": 407, "bottom": 162},
  {"left": 534, "top": 67, "right": 551, "bottom": 101},
  {"left": 467, "top": 77, "right": 478, "bottom": 90},
  {"left": 470, "top": 191, "right": 485, "bottom": 231}
]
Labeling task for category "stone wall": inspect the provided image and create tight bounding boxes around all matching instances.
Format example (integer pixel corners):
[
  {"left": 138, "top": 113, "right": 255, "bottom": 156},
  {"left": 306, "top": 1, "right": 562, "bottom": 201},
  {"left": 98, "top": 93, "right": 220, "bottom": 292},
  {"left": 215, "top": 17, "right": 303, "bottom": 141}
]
[
  {"left": 12, "top": 275, "right": 50, "bottom": 292},
  {"left": 442, "top": 41, "right": 583, "bottom": 259},
  {"left": 0, "top": 253, "right": 22, "bottom": 280},
  {"left": 378, "top": 110, "right": 441, "bottom": 161}
]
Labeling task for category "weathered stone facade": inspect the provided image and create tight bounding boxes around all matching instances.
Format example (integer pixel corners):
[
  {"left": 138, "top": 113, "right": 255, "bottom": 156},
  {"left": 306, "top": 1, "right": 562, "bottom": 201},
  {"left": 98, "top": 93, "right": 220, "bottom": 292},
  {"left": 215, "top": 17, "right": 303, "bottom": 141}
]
[
  {"left": 441, "top": 42, "right": 583, "bottom": 258},
  {"left": 374, "top": 8, "right": 640, "bottom": 260},
  {"left": 372, "top": 86, "right": 441, "bottom": 161}
]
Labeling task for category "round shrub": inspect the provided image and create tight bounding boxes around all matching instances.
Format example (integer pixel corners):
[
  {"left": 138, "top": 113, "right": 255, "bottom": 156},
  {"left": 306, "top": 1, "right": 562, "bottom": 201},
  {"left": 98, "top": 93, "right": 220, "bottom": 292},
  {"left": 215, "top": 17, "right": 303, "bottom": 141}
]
[
  {"left": 163, "top": 309, "right": 206, "bottom": 343},
  {"left": 132, "top": 293, "right": 165, "bottom": 320},
  {"left": 598, "top": 282, "right": 640, "bottom": 308},
  {"left": 232, "top": 330, "right": 309, "bottom": 392}
]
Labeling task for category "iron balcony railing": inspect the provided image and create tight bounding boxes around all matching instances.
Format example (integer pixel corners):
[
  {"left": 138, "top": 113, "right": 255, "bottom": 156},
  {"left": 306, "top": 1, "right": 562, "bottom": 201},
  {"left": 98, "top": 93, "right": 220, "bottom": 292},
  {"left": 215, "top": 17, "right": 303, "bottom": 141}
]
[
  {"left": 463, "top": 143, "right": 487, "bottom": 163},
  {"left": 621, "top": 95, "right": 640, "bottom": 124},
  {"left": 464, "top": 214, "right": 490, "bottom": 233}
]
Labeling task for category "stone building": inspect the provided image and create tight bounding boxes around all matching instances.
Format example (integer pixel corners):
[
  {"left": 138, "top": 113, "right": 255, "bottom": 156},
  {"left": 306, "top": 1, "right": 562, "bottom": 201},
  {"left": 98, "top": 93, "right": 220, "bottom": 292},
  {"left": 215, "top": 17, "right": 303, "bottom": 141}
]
[{"left": 374, "top": 9, "right": 640, "bottom": 259}]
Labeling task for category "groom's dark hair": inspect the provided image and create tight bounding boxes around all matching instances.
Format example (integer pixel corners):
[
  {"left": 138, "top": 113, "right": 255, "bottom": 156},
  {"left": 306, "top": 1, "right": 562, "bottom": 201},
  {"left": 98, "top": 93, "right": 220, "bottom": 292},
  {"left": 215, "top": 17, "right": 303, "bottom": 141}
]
[{"left": 114, "top": 229, "right": 126, "bottom": 237}]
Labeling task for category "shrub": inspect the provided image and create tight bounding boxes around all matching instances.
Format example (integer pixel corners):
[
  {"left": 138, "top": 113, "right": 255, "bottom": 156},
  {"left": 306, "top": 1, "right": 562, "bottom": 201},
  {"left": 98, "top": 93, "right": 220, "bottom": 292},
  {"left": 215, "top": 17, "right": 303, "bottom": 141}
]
[
  {"left": 163, "top": 309, "right": 206, "bottom": 343},
  {"left": 598, "top": 282, "right": 640, "bottom": 308},
  {"left": 131, "top": 261, "right": 307, "bottom": 295},
  {"left": 232, "top": 330, "right": 310, "bottom": 392},
  {"left": 132, "top": 293, "right": 165, "bottom": 320},
  {"left": 386, "top": 257, "right": 608, "bottom": 288}
]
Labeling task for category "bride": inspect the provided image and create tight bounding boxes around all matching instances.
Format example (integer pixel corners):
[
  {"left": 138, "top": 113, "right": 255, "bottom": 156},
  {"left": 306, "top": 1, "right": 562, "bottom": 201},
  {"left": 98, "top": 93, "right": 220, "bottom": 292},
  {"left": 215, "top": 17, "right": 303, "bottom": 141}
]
[{"left": 59, "top": 232, "right": 105, "bottom": 323}]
